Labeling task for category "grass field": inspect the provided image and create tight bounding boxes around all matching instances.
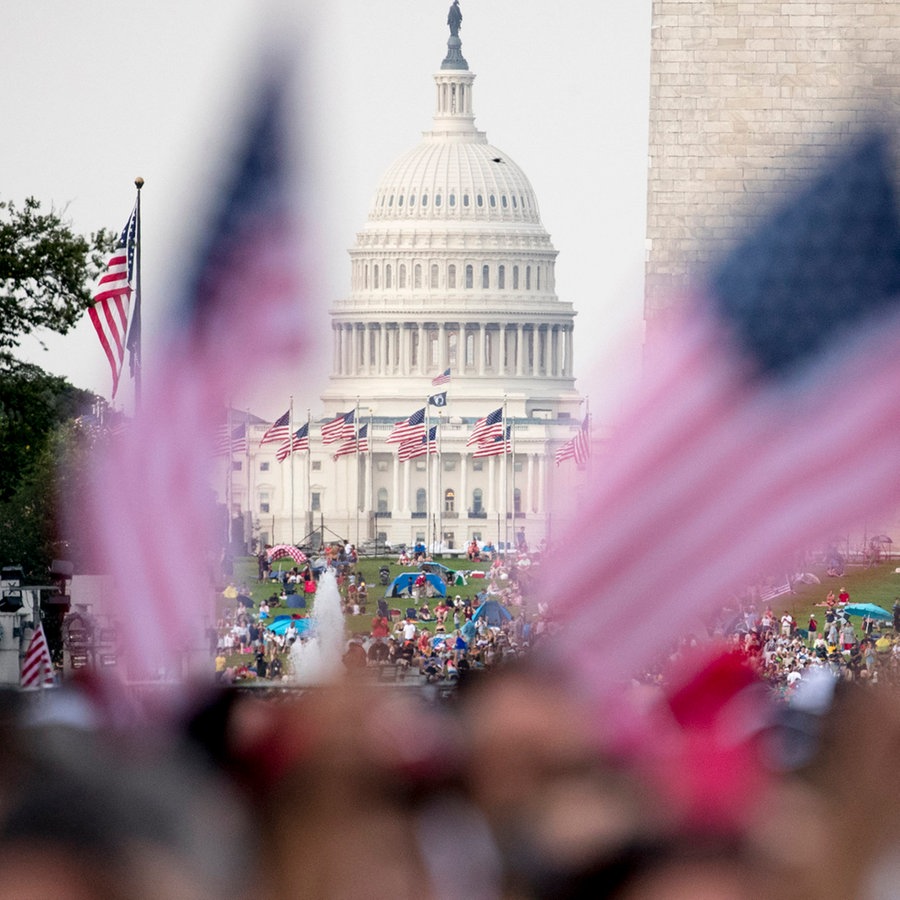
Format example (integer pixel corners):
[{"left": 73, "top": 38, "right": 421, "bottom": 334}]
[
  {"left": 216, "top": 551, "right": 900, "bottom": 673},
  {"left": 217, "top": 553, "right": 513, "bottom": 670}
]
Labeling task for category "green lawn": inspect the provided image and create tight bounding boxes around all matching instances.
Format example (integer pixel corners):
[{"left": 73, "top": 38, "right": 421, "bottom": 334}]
[
  {"left": 217, "top": 553, "right": 508, "bottom": 669},
  {"left": 767, "top": 559, "right": 900, "bottom": 630},
  {"left": 217, "top": 551, "right": 900, "bottom": 673}
]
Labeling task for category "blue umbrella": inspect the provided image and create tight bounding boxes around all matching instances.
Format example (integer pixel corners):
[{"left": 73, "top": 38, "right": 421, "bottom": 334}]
[
  {"left": 266, "top": 616, "right": 313, "bottom": 636},
  {"left": 843, "top": 602, "right": 892, "bottom": 621}
]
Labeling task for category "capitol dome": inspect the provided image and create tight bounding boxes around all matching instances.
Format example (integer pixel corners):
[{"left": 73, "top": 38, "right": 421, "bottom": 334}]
[
  {"left": 369, "top": 137, "right": 542, "bottom": 227},
  {"left": 244, "top": 4, "right": 588, "bottom": 560},
  {"left": 324, "top": 6, "right": 581, "bottom": 426}
]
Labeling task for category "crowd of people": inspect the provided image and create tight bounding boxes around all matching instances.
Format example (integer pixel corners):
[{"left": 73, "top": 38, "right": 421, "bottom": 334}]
[{"left": 4, "top": 545, "right": 900, "bottom": 897}]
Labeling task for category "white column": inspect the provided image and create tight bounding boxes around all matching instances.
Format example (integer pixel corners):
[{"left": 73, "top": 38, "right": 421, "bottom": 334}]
[
  {"left": 487, "top": 455, "right": 496, "bottom": 513},
  {"left": 477, "top": 324, "right": 485, "bottom": 376},
  {"left": 459, "top": 452, "right": 468, "bottom": 518},
  {"left": 516, "top": 324, "right": 524, "bottom": 376},
  {"left": 527, "top": 452, "right": 535, "bottom": 513},
  {"left": 536, "top": 453, "right": 546, "bottom": 514},
  {"left": 403, "top": 459, "right": 411, "bottom": 514},
  {"left": 392, "top": 454, "right": 400, "bottom": 514},
  {"left": 417, "top": 324, "right": 426, "bottom": 375}
]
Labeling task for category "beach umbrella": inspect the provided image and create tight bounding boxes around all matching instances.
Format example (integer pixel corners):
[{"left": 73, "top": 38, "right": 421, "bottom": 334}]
[{"left": 843, "top": 602, "right": 892, "bottom": 621}]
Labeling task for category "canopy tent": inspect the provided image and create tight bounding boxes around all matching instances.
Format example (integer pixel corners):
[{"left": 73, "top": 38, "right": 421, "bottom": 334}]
[
  {"left": 419, "top": 562, "right": 456, "bottom": 579},
  {"left": 266, "top": 615, "right": 312, "bottom": 636},
  {"left": 843, "top": 602, "right": 892, "bottom": 621},
  {"left": 384, "top": 572, "right": 447, "bottom": 599},
  {"left": 472, "top": 599, "right": 513, "bottom": 627},
  {"left": 267, "top": 544, "right": 307, "bottom": 565}
]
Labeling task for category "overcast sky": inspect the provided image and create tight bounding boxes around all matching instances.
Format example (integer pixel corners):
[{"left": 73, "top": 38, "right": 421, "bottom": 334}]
[{"left": 6, "top": 0, "right": 652, "bottom": 421}]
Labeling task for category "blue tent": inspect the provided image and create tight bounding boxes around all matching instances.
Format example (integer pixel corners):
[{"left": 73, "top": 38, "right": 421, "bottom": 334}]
[
  {"left": 384, "top": 572, "right": 447, "bottom": 598},
  {"left": 266, "top": 616, "right": 313, "bottom": 636},
  {"left": 472, "top": 599, "right": 512, "bottom": 627}
]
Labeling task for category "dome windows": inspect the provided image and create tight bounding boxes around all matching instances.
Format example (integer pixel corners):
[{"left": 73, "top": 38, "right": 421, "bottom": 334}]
[
  {"left": 501, "top": 195, "right": 508, "bottom": 208},
  {"left": 449, "top": 193, "right": 456, "bottom": 207},
  {"left": 463, "top": 194, "right": 470, "bottom": 207},
  {"left": 398, "top": 195, "right": 405, "bottom": 207},
  {"left": 435, "top": 194, "right": 442, "bottom": 207},
  {"left": 422, "top": 194, "right": 428, "bottom": 207},
  {"left": 409, "top": 194, "right": 416, "bottom": 207},
  {"left": 489, "top": 194, "right": 496, "bottom": 208},
  {"left": 476, "top": 194, "right": 484, "bottom": 207}
]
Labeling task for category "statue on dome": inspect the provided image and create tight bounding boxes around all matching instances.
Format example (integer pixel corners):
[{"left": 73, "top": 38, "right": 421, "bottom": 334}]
[{"left": 448, "top": 1, "right": 462, "bottom": 37}]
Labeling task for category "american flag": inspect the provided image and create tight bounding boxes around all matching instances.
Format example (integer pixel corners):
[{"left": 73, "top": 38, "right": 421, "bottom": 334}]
[
  {"left": 333, "top": 423, "right": 368, "bottom": 459},
  {"left": 554, "top": 416, "right": 590, "bottom": 466},
  {"left": 472, "top": 425, "right": 511, "bottom": 458},
  {"left": 84, "top": 50, "right": 307, "bottom": 684},
  {"left": 467, "top": 407, "right": 503, "bottom": 446},
  {"left": 386, "top": 407, "right": 426, "bottom": 444},
  {"left": 260, "top": 409, "right": 291, "bottom": 445},
  {"left": 20, "top": 622, "right": 55, "bottom": 689},
  {"left": 549, "top": 132, "right": 900, "bottom": 692},
  {"left": 431, "top": 367, "right": 451, "bottom": 386},
  {"left": 276, "top": 422, "right": 309, "bottom": 462},
  {"left": 89, "top": 205, "right": 137, "bottom": 397},
  {"left": 214, "top": 423, "right": 248, "bottom": 455},
  {"left": 322, "top": 410, "right": 355, "bottom": 444},
  {"left": 398, "top": 425, "right": 438, "bottom": 461}
]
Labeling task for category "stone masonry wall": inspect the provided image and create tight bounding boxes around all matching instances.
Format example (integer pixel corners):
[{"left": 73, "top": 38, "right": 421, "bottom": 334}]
[{"left": 645, "top": 1, "right": 900, "bottom": 322}]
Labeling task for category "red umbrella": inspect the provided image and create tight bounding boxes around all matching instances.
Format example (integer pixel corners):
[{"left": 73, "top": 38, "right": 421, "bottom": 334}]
[{"left": 267, "top": 544, "right": 307, "bottom": 565}]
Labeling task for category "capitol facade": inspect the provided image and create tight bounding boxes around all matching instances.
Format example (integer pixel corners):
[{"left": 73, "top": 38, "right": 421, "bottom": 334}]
[{"left": 231, "top": 8, "right": 586, "bottom": 555}]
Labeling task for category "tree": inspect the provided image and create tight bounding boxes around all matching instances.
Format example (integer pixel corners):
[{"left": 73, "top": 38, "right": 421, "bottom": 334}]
[
  {"left": 0, "top": 197, "right": 112, "bottom": 364},
  {"left": 0, "top": 361, "right": 99, "bottom": 575}
]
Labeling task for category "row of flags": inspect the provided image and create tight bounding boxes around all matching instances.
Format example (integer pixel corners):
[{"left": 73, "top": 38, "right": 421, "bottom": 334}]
[{"left": 229, "top": 402, "right": 591, "bottom": 466}]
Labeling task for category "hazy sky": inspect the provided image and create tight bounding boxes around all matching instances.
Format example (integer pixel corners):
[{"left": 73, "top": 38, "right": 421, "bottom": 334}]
[{"left": 6, "top": 0, "right": 652, "bottom": 420}]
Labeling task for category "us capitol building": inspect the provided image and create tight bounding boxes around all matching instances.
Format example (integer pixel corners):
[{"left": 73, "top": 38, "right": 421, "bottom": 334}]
[{"left": 231, "top": 5, "right": 586, "bottom": 554}]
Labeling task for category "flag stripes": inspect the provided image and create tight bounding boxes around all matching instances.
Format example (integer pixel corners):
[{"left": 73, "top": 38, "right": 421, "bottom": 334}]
[
  {"left": 322, "top": 410, "right": 355, "bottom": 444},
  {"left": 398, "top": 425, "right": 438, "bottom": 461},
  {"left": 89, "top": 206, "right": 137, "bottom": 397},
  {"left": 260, "top": 409, "right": 291, "bottom": 445},
  {"left": 467, "top": 407, "right": 503, "bottom": 446},
  {"left": 333, "top": 423, "right": 369, "bottom": 459},
  {"left": 386, "top": 407, "right": 426, "bottom": 444},
  {"left": 276, "top": 423, "right": 309, "bottom": 462},
  {"left": 21, "top": 622, "right": 55, "bottom": 689},
  {"left": 555, "top": 416, "right": 591, "bottom": 466}
]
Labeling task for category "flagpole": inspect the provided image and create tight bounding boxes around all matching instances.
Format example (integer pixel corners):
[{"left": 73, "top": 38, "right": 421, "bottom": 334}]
[
  {"left": 585, "top": 396, "right": 592, "bottom": 479},
  {"left": 500, "top": 394, "right": 509, "bottom": 560},
  {"left": 355, "top": 396, "right": 361, "bottom": 551},
  {"left": 425, "top": 399, "right": 431, "bottom": 556},
  {"left": 289, "top": 396, "right": 295, "bottom": 546},
  {"left": 437, "top": 411, "right": 443, "bottom": 556},
  {"left": 226, "top": 405, "right": 233, "bottom": 549},
  {"left": 131, "top": 176, "right": 144, "bottom": 412},
  {"left": 511, "top": 409, "right": 517, "bottom": 553},
  {"left": 306, "top": 408, "right": 312, "bottom": 544},
  {"left": 245, "top": 407, "right": 251, "bottom": 554}
]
